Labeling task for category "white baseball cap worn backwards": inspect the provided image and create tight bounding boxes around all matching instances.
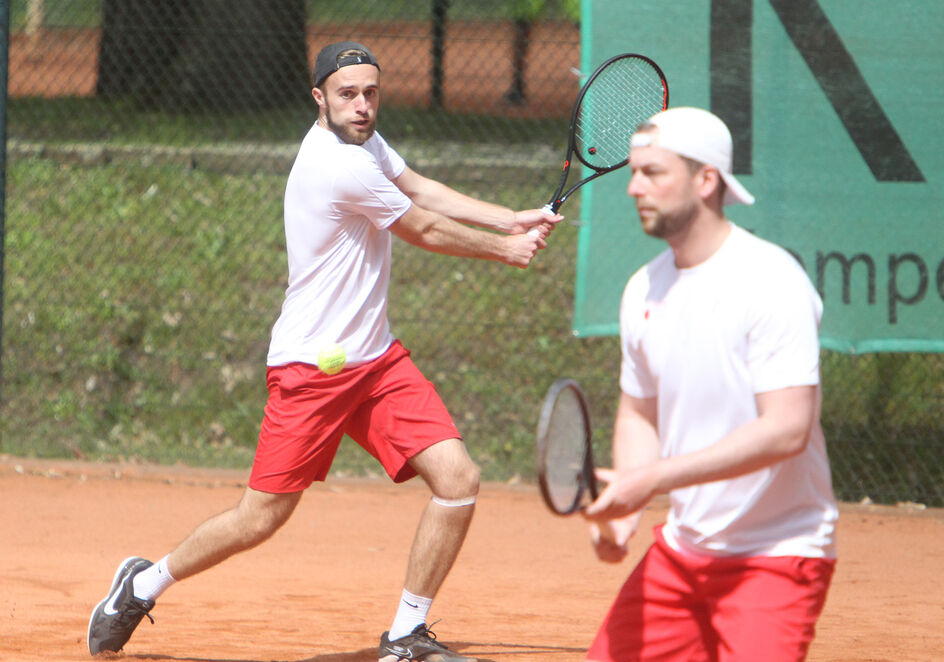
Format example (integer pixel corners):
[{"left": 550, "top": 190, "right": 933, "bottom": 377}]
[{"left": 631, "top": 106, "right": 755, "bottom": 206}]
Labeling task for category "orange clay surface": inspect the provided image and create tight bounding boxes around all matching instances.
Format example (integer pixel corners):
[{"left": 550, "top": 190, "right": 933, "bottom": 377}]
[{"left": 2, "top": 457, "right": 943, "bottom": 662}]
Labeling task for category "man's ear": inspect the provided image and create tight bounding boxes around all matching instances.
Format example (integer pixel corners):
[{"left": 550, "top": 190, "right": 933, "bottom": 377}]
[
  {"left": 312, "top": 87, "right": 325, "bottom": 110},
  {"left": 698, "top": 166, "right": 723, "bottom": 203}
]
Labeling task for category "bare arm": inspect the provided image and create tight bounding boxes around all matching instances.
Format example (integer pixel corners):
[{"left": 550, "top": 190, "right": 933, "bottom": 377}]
[
  {"left": 394, "top": 165, "right": 561, "bottom": 234},
  {"left": 585, "top": 384, "right": 818, "bottom": 521},
  {"left": 388, "top": 203, "right": 545, "bottom": 268}
]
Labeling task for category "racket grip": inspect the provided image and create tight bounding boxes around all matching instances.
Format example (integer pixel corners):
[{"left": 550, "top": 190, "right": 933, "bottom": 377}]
[{"left": 528, "top": 203, "right": 557, "bottom": 236}]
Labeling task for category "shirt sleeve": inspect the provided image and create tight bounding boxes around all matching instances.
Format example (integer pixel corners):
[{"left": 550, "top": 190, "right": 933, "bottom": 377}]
[
  {"left": 369, "top": 132, "right": 407, "bottom": 180},
  {"left": 333, "top": 146, "right": 412, "bottom": 230},
  {"left": 747, "top": 259, "right": 823, "bottom": 393},
  {"left": 619, "top": 269, "right": 659, "bottom": 398}
]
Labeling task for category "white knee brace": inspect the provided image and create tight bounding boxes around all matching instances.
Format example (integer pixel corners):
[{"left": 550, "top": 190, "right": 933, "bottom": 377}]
[{"left": 431, "top": 495, "right": 477, "bottom": 507}]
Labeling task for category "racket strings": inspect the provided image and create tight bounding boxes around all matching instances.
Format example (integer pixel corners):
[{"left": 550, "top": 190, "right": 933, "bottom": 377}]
[
  {"left": 575, "top": 58, "right": 667, "bottom": 169},
  {"left": 543, "top": 388, "right": 590, "bottom": 512}
]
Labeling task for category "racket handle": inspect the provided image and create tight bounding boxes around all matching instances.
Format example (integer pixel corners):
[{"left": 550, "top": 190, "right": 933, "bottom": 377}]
[{"left": 528, "top": 203, "right": 557, "bottom": 236}]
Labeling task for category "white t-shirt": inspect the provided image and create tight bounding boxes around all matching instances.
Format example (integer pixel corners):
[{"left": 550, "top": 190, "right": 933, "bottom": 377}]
[
  {"left": 620, "top": 223, "right": 838, "bottom": 558},
  {"left": 267, "top": 125, "right": 413, "bottom": 368}
]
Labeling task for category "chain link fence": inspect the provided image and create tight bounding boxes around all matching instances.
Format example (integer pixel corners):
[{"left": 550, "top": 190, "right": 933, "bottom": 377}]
[{"left": 2, "top": 0, "right": 942, "bottom": 506}]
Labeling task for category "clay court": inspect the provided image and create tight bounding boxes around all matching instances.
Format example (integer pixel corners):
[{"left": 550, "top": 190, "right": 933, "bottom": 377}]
[{"left": 2, "top": 457, "right": 942, "bottom": 662}]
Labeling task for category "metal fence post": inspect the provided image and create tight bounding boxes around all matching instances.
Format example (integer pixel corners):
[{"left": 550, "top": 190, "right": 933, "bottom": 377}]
[
  {"left": 0, "top": 0, "right": 10, "bottom": 410},
  {"left": 431, "top": 0, "right": 449, "bottom": 108}
]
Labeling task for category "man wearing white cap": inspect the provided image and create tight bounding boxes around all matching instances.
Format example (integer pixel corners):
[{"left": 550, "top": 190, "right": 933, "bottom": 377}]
[{"left": 582, "top": 107, "right": 838, "bottom": 661}]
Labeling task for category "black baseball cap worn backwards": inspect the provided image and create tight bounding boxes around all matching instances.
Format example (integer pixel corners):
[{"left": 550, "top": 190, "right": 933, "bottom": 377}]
[{"left": 313, "top": 41, "right": 380, "bottom": 87}]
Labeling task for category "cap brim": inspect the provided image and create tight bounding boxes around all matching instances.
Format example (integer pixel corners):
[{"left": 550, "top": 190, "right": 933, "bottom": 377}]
[{"left": 720, "top": 171, "right": 755, "bottom": 206}]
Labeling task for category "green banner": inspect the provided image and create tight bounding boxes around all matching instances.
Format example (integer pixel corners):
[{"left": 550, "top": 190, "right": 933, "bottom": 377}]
[{"left": 576, "top": 0, "right": 944, "bottom": 353}]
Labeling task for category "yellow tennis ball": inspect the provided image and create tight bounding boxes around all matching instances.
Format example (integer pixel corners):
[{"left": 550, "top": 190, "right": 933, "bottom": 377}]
[{"left": 317, "top": 343, "right": 347, "bottom": 375}]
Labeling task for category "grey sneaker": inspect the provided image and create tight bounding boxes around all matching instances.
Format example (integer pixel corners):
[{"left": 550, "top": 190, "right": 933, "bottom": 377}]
[
  {"left": 87, "top": 556, "right": 155, "bottom": 655},
  {"left": 378, "top": 623, "right": 477, "bottom": 661}
]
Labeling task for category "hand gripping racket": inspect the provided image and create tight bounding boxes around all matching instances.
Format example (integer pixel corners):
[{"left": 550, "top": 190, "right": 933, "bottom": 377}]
[
  {"left": 535, "top": 378, "right": 601, "bottom": 515},
  {"left": 544, "top": 53, "right": 669, "bottom": 213}
]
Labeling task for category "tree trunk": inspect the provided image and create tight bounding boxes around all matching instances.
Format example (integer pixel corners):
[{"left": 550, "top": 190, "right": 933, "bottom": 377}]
[
  {"left": 97, "top": 0, "right": 310, "bottom": 111},
  {"left": 96, "top": 0, "right": 191, "bottom": 100}
]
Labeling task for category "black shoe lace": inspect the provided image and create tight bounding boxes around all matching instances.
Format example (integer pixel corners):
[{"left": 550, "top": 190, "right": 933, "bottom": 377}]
[
  {"left": 113, "top": 599, "right": 155, "bottom": 629},
  {"left": 418, "top": 621, "right": 445, "bottom": 645}
]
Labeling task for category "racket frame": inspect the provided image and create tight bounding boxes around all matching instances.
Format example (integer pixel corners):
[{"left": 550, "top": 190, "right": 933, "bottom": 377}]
[
  {"left": 546, "top": 52, "right": 669, "bottom": 213},
  {"left": 535, "top": 378, "right": 598, "bottom": 515}
]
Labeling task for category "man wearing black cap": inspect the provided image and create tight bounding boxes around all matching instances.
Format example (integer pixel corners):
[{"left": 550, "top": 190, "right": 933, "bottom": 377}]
[{"left": 86, "top": 41, "right": 560, "bottom": 661}]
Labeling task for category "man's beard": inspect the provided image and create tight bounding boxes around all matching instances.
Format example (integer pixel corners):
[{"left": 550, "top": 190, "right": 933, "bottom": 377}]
[
  {"left": 639, "top": 200, "right": 698, "bottom": 239},
  {"left": 324, "top": 107, "right": 375, "bottom": 145}
]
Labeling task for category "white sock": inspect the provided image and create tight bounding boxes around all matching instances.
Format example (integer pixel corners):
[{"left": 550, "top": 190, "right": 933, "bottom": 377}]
[
  {"left": 132, "top": 556, "right": 176, "bottom": 601},
  {"left": 388, "top": 589, "right": 432, "bottom": 641}
]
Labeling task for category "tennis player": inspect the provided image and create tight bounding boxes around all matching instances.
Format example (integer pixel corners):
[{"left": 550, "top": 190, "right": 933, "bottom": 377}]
[
  {"left": 87, "top": 41, "right": 561, "bottom": 661},
  {"left": 582, "top": 107, "right": 838, "bottom": 662}
]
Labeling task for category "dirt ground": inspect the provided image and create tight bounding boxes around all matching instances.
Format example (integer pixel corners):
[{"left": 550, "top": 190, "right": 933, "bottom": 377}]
[{"left": 2, "top": 457, "right": 942, "bottom": 662}]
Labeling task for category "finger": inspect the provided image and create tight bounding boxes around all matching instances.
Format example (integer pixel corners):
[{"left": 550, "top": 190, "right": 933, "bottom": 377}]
[
  {"left": 595, "top": 467, "right": 617, "bottom": 484},
  {"left": 583, "top": 492, "right": 611, "bottom": 519}
]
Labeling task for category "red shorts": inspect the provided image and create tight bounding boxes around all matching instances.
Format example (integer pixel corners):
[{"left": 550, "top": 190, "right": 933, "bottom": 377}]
[
  {"left": 249, "top": 340, "right": 461, "bottom": 493},
  {"left": 587, "top": 525, "right": 835, "bottom": 662}
]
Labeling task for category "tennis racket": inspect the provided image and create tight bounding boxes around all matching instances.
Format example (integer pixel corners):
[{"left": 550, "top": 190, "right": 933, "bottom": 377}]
[
  {"left": 544, "top": 53, "right": 669, "bottom": 213},
  {"left": 535, "top": 378, "right": 601, "bottom": 515}
]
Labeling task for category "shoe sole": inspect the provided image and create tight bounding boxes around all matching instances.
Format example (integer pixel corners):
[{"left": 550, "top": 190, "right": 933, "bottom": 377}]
[
  {"left": 379, "top": 647, "right": 478, "bottom": 662},
  {"left": 378, "top": 655, "right": 478, "bottom": 662},
  {"left": 87, "top": 556, "right": 145, "bottom": 655}
]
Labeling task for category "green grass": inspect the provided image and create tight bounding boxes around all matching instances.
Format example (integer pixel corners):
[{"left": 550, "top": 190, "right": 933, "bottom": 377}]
[
  {"left": 7, "top": 98, "right": 568, "bottom": 147},
  {"left": 2, "top": 159, "right": 285, "bottom": 466}
]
